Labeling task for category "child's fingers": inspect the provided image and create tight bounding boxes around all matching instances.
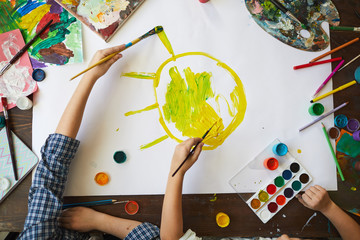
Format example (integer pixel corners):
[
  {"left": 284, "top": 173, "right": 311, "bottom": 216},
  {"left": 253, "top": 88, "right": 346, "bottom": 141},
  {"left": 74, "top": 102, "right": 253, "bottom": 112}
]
[
  {"left": 302, "top": 192, "right": 312, "bottom": 202},
  {"left": 104, "top": 54, "right": 122, "bottom": 67},
  {"left": 182, "top": 138, "right": 203, "bottom": 151},
  {"left": 305, "top": 188, "right": 316, "bottom": 199},
  {"left": 309, "top": 186, "right": 320, "bottom": 193},
  {"left": 314, "top": 185, "right": 326, "bottom": 193},
  {"left": 190, "top": 142, "right": 204, "bottom": 161},
  {"left": 101, "top": 44, "right": 126, "bottom": 57},
  {"left": 297, "top": 194, "right": 309, "bottom": 207}
]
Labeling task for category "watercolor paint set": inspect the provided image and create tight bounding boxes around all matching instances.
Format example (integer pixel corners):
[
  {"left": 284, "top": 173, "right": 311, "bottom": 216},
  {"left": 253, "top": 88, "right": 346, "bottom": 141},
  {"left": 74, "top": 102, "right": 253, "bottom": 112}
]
[{"left": 229, "top": 139, "right": 312, "bottom": 223}]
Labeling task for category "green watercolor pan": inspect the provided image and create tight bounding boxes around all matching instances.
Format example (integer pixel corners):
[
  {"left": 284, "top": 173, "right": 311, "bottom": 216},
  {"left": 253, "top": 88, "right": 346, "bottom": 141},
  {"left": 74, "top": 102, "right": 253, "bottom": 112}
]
[{"left": 229, "top": 139, "right": 312, "bottom": 224}]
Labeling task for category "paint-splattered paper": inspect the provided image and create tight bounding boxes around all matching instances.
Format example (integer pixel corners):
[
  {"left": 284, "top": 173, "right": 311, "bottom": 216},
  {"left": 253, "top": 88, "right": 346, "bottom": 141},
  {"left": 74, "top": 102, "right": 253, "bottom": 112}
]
[
  {"left": 55, "top": 0, "right": 145, "bottom": 42},
  {"left": 245, "top": 0, "right": 340, "bottom": 51},
  {"left": 0, "top": 0, "right": 83, "bottom": 68},
  {"left": 33, "top": 0, "right": 337, "bottom": 196},
  {"left": 0, "top": 29, "right": 37, "bottom": 110}
]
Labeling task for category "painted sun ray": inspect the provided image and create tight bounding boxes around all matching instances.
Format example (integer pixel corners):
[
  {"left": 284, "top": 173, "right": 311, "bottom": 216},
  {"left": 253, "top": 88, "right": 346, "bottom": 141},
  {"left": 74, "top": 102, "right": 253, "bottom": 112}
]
[
  {"left": 122, "top": 72, "right": 156, "bottom": 79},
  {"left": 125, "top": 103, "right": 159, "bottom": 116},
  {"left": 140, "top": 135, "right": 169, "bottom": 150}
]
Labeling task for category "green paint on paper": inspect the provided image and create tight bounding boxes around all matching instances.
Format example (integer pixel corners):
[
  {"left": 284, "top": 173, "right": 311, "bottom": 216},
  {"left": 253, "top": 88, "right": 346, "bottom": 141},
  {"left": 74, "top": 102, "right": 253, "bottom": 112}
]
[
  {"left": 163, "top": 66, "right": 215, "bottom": 134},
  {"left": 125, "top": 103, "right": 159, "bottom": 116},
  {"left": 122, "top": 72, "right": 156, "bottom": 79},
  {"left": 337, "top": 133, "right": 360, "bottom": 158},
  {"left": 157, "top": 30, "right": 175, "bottom": 58},
  {"left": 140, "top": 135, "right": 169, "bottom": 150},
  {"left": 65, "top": 20, "right": 83, "bottom": 63}
]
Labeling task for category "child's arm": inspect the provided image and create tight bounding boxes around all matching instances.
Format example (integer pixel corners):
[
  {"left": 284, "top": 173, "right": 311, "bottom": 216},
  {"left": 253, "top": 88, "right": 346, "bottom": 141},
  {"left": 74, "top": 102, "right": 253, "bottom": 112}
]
[
  {"left": 297, "top": 185, "right": 360, "bottom": 240},
  {"left": 56, "top": 45, "right": 124, "bottom": 138},
  {"left": 19, "top": 46, "right": 124, "bottom": 239},
  {"left": 160, "top": 138, "right": 204, "bottom": 240}
]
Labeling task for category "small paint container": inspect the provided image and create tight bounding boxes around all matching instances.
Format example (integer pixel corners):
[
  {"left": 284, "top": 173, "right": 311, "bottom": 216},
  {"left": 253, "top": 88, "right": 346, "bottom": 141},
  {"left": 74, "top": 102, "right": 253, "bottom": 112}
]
[
  {"left": 94, "top": 172, "right": 110, "bottom": 186},
  {"left": 263, "top": 157, "right": 279, "bottom": 170},
  {"left": 0, "top": 177, "right": 10, "bottom": 191},
  {"left": 328, "top": 127, "right": 340, "bottom": 139},
  {"left": 272, "top": 143, "right": 288, "bottom": 156},
  {"left": 16, "top": 96, "right": 33, "bottom": 110},
  {"left": 334, "top": 114, "right": 348, "bottom": 128},
  {"left": 347, "top": 119, "right": 360, "bottom": 132},
  {"left": 125, "top": 201, "right": 139, "bottom": 215},
  {"left": 32, "top": 69, "right": 46, "bottom": 81},
  {"left": 0, "top": 116, "right": 5, "bottom": 128},
  {"left": 199, "top": 0, "right": 210, "bottom": 3},
  {"left": 353, "top": 130, "right": 360, "bottom": 142},
  {"left": 216, "top": 212, "right": 230, "bottom": 228},
  {"left": 308, "top": 103, "right": 324, "bottom": 116},
  {"left": 113, "top": 151, "right": 127, "bottom": 164}
]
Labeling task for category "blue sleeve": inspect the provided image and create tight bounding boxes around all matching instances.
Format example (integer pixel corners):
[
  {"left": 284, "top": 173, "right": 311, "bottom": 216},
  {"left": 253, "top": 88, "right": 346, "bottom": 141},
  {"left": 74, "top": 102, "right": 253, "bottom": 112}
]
[{"left": 18, "top": 133, "right": 89, "bottom": 240}]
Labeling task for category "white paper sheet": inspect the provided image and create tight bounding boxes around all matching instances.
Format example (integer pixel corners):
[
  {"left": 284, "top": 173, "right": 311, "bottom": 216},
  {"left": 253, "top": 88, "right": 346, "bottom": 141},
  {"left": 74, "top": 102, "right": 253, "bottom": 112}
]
[{"left": 33, "top": 0, "right": 337, "bottom": 196}]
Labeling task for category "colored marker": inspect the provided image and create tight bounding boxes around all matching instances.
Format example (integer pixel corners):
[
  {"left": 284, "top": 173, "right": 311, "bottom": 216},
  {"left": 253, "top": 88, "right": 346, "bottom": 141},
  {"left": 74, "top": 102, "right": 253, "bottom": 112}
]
[
  {"left": 310, "top": 38, "right": 359, "bottom": 63},
  {"left": 310, "top": 80, "right": 358, "bottom": 103},
  {"left": 293, "top": 57, "right": 342, "bottom": 70},
  {"left": 299, "top": 102, "right": 349, "bottom": 132},
  {"left": 71, "top": 26, "right": 164, "bottom": 80},
  {"left": 321, "top": 123, "right": 345, "bottom": 181},
  {"left": 268, "top": 0, "right": 306, "bottom": 29},
  {"left": 338, "top": 53, "right": 360, "bottom": 72},
  {"left": 313, "top": 60, "right": 344, "bottom": 96},
  {"left": 330, "top": 26, "right": 360, "bottom": 32},
  {"left": 0, "top": 20, "right": 53, "bottom": 76}
]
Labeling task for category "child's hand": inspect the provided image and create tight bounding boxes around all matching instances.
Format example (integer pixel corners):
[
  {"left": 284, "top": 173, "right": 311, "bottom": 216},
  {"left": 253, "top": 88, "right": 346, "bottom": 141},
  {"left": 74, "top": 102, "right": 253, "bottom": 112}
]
[
  {"left": 170, "top": 138, "right": 204, "bottom": 176},
  {"left": 84, "top": 44, "right": 125, "bottom": 80},
  {"left": 59, "top": 207, "right": 104, "bottom": 232},
  {"left": 277, "top": 234, "right": 301, "bottom": 240},
  {"left": 296, "top": 185, "right": 334, "bottom": 213}
]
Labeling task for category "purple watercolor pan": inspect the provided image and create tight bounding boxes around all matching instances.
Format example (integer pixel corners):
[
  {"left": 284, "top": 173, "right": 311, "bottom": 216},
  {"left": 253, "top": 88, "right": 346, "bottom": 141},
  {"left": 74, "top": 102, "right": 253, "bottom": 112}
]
[{"left": 347, "top": 119, "right": 360, "bottom": 132}]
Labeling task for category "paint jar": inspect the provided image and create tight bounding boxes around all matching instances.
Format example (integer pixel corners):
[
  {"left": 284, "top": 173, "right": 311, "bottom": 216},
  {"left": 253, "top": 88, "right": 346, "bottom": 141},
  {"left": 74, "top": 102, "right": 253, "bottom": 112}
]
[
  {"left": 353, "top": 130, "right": 360, "bottom": 142},
  {"left": 328, "top": 127, "right": 340, "bottom": 139},
  {"left": 199, "top": 0, "right": 210, "bottom": 2},
  {"left": 347, "top": 119, "right": 360, "bottom": 132},
  {"left": 308, "top": 103, "right": 324, "bottom": 116},
  {"left": 272, "top": 143, "right": 288, "bottom": 156},
  {"left": 94, "top": 172, "right": 109, "bottom": 186},
  {"left": 334, "top": 114, "right": 348, "bottom": 128},
  {"left": 264, "top": 157, "right": 279, "bottom": 170},
  {"left": 113, "top": 151, "right": 127, "bottom": 164},
  {"left": 0, "top": 116, "right": 5, "bottom": 128},
  {"left": 216, "top": 212, "right": 230, "bottom": 228},
  {"left": 32, "top": 69, "right": 46, "bottom": 81},
  {"left": 16, "top": 96, "right": 33, "bottom": 110},
  {"left": 0, "top": 177, "right": 10, "bottom": 191},
  {"left": 125, "top": 201, "right": 139, "bottom": 215}
]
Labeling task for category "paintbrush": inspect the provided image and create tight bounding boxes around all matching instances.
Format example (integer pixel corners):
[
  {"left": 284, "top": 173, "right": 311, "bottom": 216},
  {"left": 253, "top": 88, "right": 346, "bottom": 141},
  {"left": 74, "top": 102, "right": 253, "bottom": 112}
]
[
  {"left": 1, "top": 97, "right": 18, "bottom": 180},
  {"left": 63, "top": 199, "right": 128, "bottom": 209},
  {"left": 338, "top": 53, "right": 360, "bottom": 72},
  {"left": 172, "top": 122, "right": 216, "bottom": 177},
  {"left": 0, "top": 20, "right": 53, "bottom": 77},
  {"left": 71, "top": 26, "right": 164, "bottom": 80},
  {"left": 330, "top": 26, "right": 360, "bottom": 32}
]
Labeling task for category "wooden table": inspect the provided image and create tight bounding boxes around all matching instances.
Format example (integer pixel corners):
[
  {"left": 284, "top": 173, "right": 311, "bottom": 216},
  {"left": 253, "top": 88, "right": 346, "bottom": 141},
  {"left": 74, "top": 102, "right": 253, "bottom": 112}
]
[{"left": 1, "top": 0, "right": 360, "bottom": 237}]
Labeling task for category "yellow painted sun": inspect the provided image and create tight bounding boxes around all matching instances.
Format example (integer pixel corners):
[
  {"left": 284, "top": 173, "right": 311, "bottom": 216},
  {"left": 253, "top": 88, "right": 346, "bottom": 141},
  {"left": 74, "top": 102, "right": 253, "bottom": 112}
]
[{"left": 122, "top": 30, "right": 247, "bottom": 150}]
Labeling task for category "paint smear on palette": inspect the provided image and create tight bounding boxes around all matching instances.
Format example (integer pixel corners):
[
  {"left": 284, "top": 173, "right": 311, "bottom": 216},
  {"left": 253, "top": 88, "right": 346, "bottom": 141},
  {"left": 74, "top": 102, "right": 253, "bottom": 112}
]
[
  {"left": 329, "top": 129, "right": 360, "bottom": 217},
  {"left": 0, "top": 0, "right": 82, "bottom": 67},
  {"left": 122, "top": 30, "right": 247, "bottom": 150},
  {"left": 57, "top": 0, "right": 145, "bottom": 42},
  {"left": 245, "top": 0, "right": 340, "bottom": 51},
  {"left": 0, "top": 29, "right": 37, "bottom": 110}
]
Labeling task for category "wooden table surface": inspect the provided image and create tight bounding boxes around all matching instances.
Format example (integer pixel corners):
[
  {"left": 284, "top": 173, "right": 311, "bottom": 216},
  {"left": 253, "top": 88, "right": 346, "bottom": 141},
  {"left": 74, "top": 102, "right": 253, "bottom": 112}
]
[{"left": 1, "top": 0, "right": 360, "bottom": 237}]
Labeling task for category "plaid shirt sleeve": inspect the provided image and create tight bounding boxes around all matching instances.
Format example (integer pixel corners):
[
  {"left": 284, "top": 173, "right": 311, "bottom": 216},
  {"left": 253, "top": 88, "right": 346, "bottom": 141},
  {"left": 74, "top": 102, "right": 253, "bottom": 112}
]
[{"left": 18, "top": 133, "right": 89, "bottom": 240}]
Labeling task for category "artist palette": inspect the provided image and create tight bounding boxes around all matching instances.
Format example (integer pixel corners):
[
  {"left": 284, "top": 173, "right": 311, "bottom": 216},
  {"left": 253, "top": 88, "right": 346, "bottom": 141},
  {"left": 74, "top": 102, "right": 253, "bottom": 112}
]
[{"left": 229, "top": 139, "right": 312, "bottom": 223}]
